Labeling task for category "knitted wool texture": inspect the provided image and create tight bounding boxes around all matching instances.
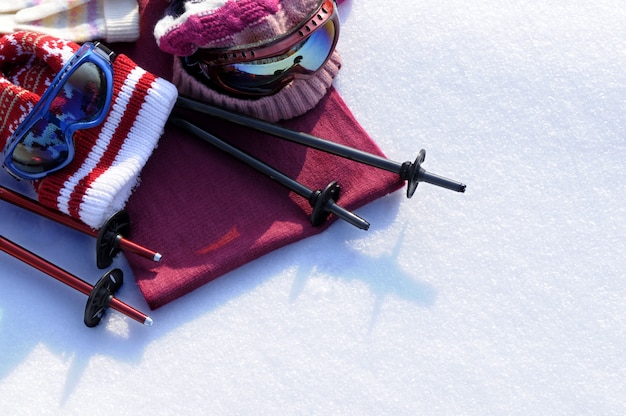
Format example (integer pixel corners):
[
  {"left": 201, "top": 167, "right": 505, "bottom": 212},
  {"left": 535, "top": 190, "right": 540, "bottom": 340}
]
[
  {"left": 0, "top": 31, "right": 178, "bottom": 229},
  {"left": 171, "top": 51, "right": 341, "bottom": 123},
  {"left": 154, "top": 0, "right": 340, "bottom": 122},
  {"left": 0, "top": 0, "right": 140, "bottom": 43},
  {"left": 155, "top": 0, "right": 324, "bottom": 56}
]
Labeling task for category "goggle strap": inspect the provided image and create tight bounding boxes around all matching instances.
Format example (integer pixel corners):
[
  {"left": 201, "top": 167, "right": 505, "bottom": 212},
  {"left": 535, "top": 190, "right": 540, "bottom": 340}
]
[{"left": 201, "top": 0, "right": 336, "bottom": 65}]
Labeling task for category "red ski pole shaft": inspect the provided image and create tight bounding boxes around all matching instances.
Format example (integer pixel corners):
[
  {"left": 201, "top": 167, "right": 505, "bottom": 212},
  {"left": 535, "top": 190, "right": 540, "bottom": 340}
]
[
  {"left": 0, "top": 235, "right": 152, "bottom": 326},
  {"left": 0, "top": 185, "right": 161, "bottom": 262},
  {"left": 114, "top": 235, "right": 163, "bottom": 262}
]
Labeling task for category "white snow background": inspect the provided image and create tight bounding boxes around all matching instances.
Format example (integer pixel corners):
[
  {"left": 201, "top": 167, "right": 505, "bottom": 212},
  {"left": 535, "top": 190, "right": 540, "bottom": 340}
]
[{"left": 1, "top": 0, "right": 624, "bottom": 414}]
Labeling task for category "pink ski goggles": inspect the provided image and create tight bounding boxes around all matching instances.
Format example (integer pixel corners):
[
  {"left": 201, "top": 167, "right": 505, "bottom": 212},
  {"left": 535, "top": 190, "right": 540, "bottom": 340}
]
[{"left": 192, "top": 0, "right": 340, "bottom": 97}]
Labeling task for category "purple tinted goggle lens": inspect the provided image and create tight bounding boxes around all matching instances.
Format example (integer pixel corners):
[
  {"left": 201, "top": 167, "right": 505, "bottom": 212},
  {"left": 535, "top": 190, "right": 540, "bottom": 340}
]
[
  {"left": 2, "top": 42, "right": 114, "bottom": 180},
  {"left": 196, "top": 0, "right": 340, "bottom": 96}
]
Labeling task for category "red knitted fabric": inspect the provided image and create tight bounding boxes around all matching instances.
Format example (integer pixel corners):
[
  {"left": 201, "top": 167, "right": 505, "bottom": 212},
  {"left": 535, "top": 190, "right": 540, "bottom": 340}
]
[
  {"left": 116, "top": 0, "right": 403, "bottom": 309},
  {"left": 0, "top": 31, "right": 178, "bottom": 228}
]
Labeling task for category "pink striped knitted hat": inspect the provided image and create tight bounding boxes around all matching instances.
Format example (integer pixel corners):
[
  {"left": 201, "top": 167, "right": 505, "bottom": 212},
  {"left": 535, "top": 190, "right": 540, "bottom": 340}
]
[
  {"left": 0, "top": 31, "right": 178, "bottom": 229},
  {"left": 154, "top": 0, "right": 341, "bottom": 122}
]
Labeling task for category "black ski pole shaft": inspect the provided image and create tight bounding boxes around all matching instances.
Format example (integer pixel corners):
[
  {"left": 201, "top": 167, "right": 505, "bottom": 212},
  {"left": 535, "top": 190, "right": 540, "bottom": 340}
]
[
  {"left": 170, "top": 117, "right": 370, "bottom": 230},
  {"left": 175, "top": 96, "right": 466, "bottom": 197}
]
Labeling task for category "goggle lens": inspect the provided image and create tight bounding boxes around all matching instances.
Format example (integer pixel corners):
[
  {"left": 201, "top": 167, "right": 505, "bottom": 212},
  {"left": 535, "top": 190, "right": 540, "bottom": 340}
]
[
  {"left": 50, "top": 61, "right": 109, "bottom": 122},
  {"left": 11, "top": 119, "right": 69, "bottom": 174},
  {"left": 217, "top": 19, "right": 337, "bottom": 94},
  {"left": 4, "top": 44, "right": 112, "bottom": 180}
]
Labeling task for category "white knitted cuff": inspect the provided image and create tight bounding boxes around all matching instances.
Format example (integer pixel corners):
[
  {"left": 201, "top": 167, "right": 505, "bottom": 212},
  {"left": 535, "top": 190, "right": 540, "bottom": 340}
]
[
  {"left": 66, "top": 75, "right": 179, "bottom": 228},
  {"left": 102, "top": 0, "right": 140, "bottom": 43}
]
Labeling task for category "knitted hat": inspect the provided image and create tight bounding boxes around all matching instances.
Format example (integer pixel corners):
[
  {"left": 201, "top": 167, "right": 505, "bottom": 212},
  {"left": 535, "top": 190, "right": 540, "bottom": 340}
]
[
  {"left": 0, "top": 31, "right": 178, "bottom": 229},
  {"left": 172, "top": 50, "right": 340, "bottom": 122},
  {"left": 154, "top": 0, "right": 341, "bottom": 122}
]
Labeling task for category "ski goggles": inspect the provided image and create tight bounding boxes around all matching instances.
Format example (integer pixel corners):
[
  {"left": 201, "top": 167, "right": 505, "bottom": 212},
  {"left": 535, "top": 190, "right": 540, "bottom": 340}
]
[
  {"left": 3, "top": 41, "right": 115, "bottom": 180},
  {"left": 191, "top": 0, "right": 340, "bottom": 97}
]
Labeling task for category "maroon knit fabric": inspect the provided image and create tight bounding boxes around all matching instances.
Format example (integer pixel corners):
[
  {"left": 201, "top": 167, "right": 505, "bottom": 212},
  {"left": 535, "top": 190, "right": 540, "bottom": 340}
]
[{"left": 118, "top": 0, "right": 403, "bottom": 309}]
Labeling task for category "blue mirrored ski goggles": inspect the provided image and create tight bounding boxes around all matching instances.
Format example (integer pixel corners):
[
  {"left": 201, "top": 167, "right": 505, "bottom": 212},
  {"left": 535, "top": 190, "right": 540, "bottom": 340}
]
[{"left": 3, "top": 41, "right": 115, "bottom": 180}]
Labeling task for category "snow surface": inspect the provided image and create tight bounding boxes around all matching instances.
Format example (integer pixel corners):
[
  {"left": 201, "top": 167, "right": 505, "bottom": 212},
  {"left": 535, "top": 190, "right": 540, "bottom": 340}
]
[{"left": 1, "top": 0, "right": 625, "bottom": 414}]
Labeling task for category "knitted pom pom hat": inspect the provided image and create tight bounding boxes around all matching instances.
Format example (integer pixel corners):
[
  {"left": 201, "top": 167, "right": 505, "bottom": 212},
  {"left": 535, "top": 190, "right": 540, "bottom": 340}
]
[
  {"left": 154, "top": 0, "right": 341, "bottom": 122},
  {"left": 0, "top": 31, "right": 178, "bottom": 229}
]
